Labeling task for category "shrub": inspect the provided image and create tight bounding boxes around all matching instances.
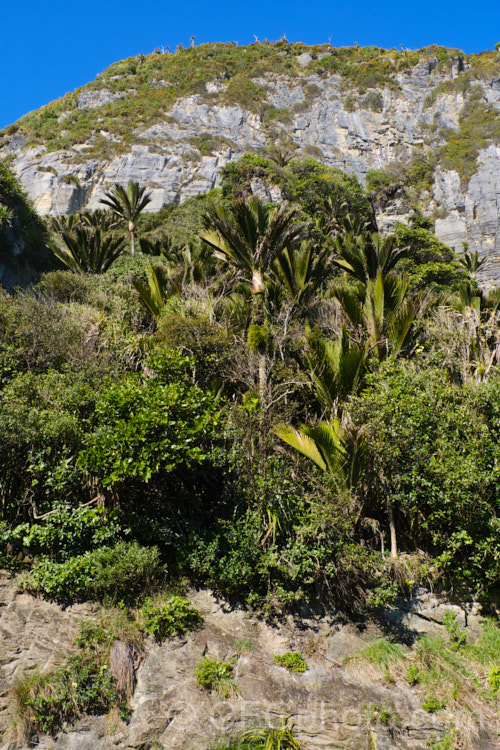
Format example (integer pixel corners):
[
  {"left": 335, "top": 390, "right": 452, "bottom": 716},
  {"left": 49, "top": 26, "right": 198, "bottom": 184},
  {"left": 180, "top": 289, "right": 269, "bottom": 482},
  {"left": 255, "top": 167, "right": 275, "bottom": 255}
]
[
  {"left": 139, "top": 595, "right": 202, "bottom": 641},
  {"left": 406, "top": 664, "right": 422, "bottom": 685},
  {"left": 155, "top": 315, "right": 232, "bottom": 388},
  {"left": 35, "top": 270, "right": 91, "bottom": 303},
  {"left": 350, "top": 363, "right": 500, "bottom": 593},
  {"left": 365, "top": 580, "right": 398, "bottom": 609},
  {"left": 221, "top": 79, "right": 267, "bottom": 110},
  {"left": 281, "top": 158, "right": 373, "bottom": 223},
  {"left": 361, "top": 91, "right": 383, "bottom": 112},
  {"left": 78, "top": 371, "right": 220, "bottom": 486},
  {"left": 0, "top": 161, "right": 52, "bottom": 273},
  {"left": 194, "top": 657, "right": 235, "bottom": 696},
  {"left": 220, "top": 154, "right": 275, "bottom": 199},
  {"left": 15, "top": 660, "right": 116, "bottom": 738},
  {"left": 272, "top": 652, "right": 308, "bottom": 674},
  {"left": 422, "top": 694, "right": 445, "bottom": 713},
  {"left": 438, "top": 97, "right": 500, "bottom": 182},
  {"left": 486, "top": 665, "right": 500, "bottom": 693},
  {"left": 2, "top": 507, "right": 122, "bottom": 562},
  {"left": 0, "top": 368, "right": 96, "bottom": 524},
  {"left": 20, "top": 542, "right": 163, "bottom": 603},
  {"left": 365, "top": 169, "right": 393, "bottom": 193},
  {"left": 14, "top": 620, "right": 121, "bottom": 739},
  {"left": 0, "top": 292, "right": 103, "bottom": 376},
  {"left": 442, "top": 610, "right": 466, "bottom": 650}
]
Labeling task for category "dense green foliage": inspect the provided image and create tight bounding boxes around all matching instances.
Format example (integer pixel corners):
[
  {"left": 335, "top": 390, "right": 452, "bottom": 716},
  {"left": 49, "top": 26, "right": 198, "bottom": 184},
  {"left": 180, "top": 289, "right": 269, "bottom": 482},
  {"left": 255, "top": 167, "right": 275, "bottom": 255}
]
[
  {"left": 350, "top": 363, "right": 500, "bottom": 591},
  {"left": 194, "top": 657, "right": 235, "bottom": 695},
  {"left": 1, "top": 154, "right": 499, "bottom": 631},
  {"left": 220, "top": 154, "right": 373, "bottom": 226},
  {"left": 438, "top": 94, "right": 500, "bottom": 181},
  {"left": 3, "top": 42, "right": 500, "bottom": 743},
  {"left": 272, "top": 652, "right": 309, "bottom": 674},
  {"left": 1, "top": 148, "right": 499, "bottom": 750},
  {"left": 0, "top": 161, "right": 52, "bottom": 275},
  {"left": 139, "top": 594, "right": 202, "bottom": 641},
  {"left": 20, "top": 542, "right": 163, "bottom": 602}
]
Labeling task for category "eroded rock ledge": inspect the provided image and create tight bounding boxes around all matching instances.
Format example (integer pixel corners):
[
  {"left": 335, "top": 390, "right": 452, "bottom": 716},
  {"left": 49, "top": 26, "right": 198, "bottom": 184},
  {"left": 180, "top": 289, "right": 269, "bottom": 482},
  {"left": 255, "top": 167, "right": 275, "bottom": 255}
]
[{"left": 1, "top": 575, "right": 498, "bottom": 750}]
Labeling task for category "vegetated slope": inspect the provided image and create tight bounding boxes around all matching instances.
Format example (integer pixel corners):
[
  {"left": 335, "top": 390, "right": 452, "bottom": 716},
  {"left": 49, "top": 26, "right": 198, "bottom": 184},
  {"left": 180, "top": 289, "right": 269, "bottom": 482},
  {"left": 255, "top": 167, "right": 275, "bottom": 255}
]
[
  {"left": 1, "top": 93, "right": 500, "bottom": 749},
  {"left": 0, "top": 161, "right": 52, "bottom": 288},
  {"left": 1, "top": 42, "right": 500, "bottom": 286}
]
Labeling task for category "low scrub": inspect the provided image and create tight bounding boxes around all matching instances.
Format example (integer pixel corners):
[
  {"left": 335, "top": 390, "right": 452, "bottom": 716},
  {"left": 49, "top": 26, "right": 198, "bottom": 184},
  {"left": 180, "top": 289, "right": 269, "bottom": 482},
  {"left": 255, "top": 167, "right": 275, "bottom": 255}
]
[
  {"left": 347, "top": 617, "right": 500, "bottom": 743},
  {"left": 12, "top": 616, "right": 140, "bottom": 741},
  {"left": 139, "top": 594, "right": 202, "bottom": 641},
  {"left": 19, "top": 541, "right": 163, "bottom": 603},
  {"left": 194, "top": 657, "right": 235, "bottom": 697},
  {"left": 272, "top": 652, "right": 309, "bottom": 674}
]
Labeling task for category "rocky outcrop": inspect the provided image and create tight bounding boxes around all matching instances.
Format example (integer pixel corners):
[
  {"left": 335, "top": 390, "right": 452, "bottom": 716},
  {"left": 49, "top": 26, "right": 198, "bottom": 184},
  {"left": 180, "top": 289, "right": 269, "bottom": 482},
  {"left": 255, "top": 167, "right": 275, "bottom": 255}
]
[
  {"left": 1, "top": 51, "right": 500, "bottom": 285},
  {"left": 0, "top": 572, "right": 95, "bottom": 746},
  {"left": 1, "top": 578, "right": 498, "bottom": 750},
  {"left": 434, "top": 147, "right": 500, "bottom": 288}
]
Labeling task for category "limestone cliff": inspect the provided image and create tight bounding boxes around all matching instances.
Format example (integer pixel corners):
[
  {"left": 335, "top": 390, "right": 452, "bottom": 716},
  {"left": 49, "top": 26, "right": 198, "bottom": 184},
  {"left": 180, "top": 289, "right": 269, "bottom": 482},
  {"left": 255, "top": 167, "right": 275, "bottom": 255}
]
[{"left": 1, "top": 43, "right": 500, "bottom": 286}]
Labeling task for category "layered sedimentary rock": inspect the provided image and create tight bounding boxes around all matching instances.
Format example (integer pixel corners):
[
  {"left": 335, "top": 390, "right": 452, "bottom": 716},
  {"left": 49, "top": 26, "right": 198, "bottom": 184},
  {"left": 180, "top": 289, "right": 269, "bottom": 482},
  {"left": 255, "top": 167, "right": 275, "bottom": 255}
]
[
  {"left": 2, "top": 579, "right": 498, "bottom": 750},
  {"left": 1, "top": 49, "right": 500, "bottom": 285}
]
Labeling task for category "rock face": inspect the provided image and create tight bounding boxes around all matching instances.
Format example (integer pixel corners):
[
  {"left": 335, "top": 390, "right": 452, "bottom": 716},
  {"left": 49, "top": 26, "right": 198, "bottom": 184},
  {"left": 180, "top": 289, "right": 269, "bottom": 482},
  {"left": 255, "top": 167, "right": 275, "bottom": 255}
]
[
  {"left": 1, "top": 580, "right": 499, "bottom": 750},
  {"left": 1, "top": 50, "right": 500, "bottom": 286},
  {"left": 0, "top": 572, "right": 95, "bottom": 746}
]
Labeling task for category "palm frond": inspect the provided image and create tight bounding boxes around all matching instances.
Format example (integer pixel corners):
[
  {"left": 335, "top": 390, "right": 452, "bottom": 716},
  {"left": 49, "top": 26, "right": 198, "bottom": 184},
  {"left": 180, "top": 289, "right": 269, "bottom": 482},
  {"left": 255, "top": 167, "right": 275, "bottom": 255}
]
[
  {"left": 52, "top": 226, "right": 126, "bottom": 274},
  {"left": 132, "top": 263, "right": 168, "bottom": 319},
  {"left": 275, "top": 423, "right": 327, "bottom": 471}
]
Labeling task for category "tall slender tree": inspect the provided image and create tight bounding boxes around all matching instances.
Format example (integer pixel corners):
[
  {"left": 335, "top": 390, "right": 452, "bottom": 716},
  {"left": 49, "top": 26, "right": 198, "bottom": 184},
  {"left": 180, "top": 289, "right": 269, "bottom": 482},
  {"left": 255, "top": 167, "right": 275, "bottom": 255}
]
[
  {"left": 200, "top": 196, "right": 303, "bottom": 403},
  {"left": 100, "top": 180, "right": 152, "bottom": 255}
]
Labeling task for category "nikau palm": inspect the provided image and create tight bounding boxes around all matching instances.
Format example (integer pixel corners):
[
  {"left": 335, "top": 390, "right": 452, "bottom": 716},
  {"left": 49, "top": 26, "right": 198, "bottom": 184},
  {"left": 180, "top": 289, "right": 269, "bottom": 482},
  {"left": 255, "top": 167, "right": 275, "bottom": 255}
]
[
  {"left": 275, "top": 418, "right": 367, "bottom": 493},
  {"left": 331, "top": 231, "right": 410, "bottom": 284},
  {"left": 200, "top": 196, "right": 303, "bottom": 402},
  {"left": 298, "top": 325, "right": 367, "bottom": 414},
  {"left": 201, "top": 196, "right": 303, "bottom": 303},
  {"left": 100, "top": 180, "right": 152, "bottom": 255},
  {"left": 132, "top": 263, "right": 169, "bottom": 320},
  {"left": 270, "top": 241, "right": 328, "bottom": 312},
  {"left": 52, "top": 225, "right": 126, "bottom": 274},
  {"left": 332, "top": 272, "right": 424, "bottom": 362}
]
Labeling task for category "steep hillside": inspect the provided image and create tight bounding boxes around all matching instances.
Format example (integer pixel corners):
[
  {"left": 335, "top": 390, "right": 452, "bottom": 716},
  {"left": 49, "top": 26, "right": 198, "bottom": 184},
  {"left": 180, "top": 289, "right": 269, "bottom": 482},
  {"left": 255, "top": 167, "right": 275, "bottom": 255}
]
[{"left": 1, "top": 42, "right": 500, "bottom": 286}]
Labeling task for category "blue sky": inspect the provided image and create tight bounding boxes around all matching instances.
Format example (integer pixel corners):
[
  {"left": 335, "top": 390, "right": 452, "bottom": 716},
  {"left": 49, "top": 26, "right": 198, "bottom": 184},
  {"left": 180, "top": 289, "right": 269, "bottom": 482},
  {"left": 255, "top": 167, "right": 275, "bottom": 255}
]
[{"left": 1, "top": 0, "right": 499, "bottom": 129}]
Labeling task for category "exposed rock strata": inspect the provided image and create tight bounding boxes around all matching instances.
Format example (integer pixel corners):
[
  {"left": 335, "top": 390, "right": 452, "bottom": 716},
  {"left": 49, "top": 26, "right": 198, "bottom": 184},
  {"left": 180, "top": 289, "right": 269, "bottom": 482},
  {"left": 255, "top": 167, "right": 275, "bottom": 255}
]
[
  {"left": 1, "top": 580, "right": 498, "bottom": 750},
  {"left": 2, "top": 62, "right": 500, "bottom": 285}
]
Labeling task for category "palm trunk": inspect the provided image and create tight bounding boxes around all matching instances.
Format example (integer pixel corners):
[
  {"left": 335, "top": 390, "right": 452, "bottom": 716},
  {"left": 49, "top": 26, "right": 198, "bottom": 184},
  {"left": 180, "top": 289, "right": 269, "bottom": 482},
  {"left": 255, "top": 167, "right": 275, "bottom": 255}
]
[
  {"left": 130, "top": 232, "right": 135, "bottom": 256},
  {"left": 258, "top": 351, "right": 267, "bottom": 406},
  {"left": 387, "top": 496, "right": 398, "bottom": 559},
  {"left": 251, "top": 268, "right": 267, "bottom": 406}
]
